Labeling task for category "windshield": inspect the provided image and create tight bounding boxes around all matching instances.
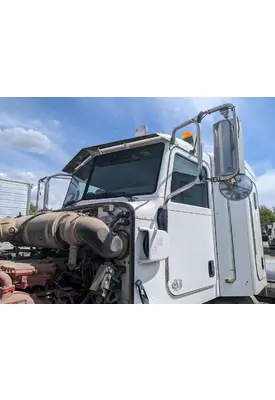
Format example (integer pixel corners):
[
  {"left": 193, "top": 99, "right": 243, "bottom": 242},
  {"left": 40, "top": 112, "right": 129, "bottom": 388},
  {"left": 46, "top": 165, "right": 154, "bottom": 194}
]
[{"left": 63, "top": 142, "right": 164, "bottom": 206}]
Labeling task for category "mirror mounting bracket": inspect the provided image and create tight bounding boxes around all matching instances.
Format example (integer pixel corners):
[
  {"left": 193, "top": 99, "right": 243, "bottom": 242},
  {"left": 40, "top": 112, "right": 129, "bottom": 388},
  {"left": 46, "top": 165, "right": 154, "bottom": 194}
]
[
  {"left": 165, "top": 103, "right": 238, "bottom": 207},
  {"left": 36, "top": 173, "right": 72, "bottom": 211}
]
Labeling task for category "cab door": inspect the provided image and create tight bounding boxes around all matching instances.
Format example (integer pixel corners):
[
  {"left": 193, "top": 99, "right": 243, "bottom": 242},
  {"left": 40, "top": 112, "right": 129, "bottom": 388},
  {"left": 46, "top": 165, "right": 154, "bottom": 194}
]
[{"left": 166, "top": 149, "right": 217, "bottom": 302}]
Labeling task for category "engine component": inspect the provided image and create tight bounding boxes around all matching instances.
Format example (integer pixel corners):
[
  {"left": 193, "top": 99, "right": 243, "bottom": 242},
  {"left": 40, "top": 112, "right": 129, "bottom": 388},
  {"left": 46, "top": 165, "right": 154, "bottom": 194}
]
[
  {"left": 90, "top": 263, "right": 115, "bottom": 296},
  {"left": 0, "top": 215, "right": 32, "bottom": 243},
  {"left": 0, "top": 259, "right": 56, "bottom": 289},
  {"left": 89, "top": 262, "right": 124, "bottom": 303},
  {"left": 68, "top": 245, "right": 78, "bottom": 269},
  {"left": 0, "top": 253, "right": 126, "bottom": 304},
  {"left": 0, "top": 270, "right": 15, "bottom": 302},
  {"left": 1, "top": 291, "right": 34, "bottom": 304},
  {"left": 0, "top": 269, "right": 34, "bottom": 304},
  {"left": 0, "top": 207, "right": 130, "bottom": 304},
  {"left": 58, "top": 212, "right": 128, "bottom": 259},
  {"left": 0, "top": 211, "right": 129, "bottom": 260}
]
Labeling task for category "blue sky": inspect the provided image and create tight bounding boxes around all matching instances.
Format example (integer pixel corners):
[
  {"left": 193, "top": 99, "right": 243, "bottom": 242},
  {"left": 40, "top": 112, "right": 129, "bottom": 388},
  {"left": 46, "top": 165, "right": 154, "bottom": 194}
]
[{"left": 0, "top": 97, "right": 274, "bottom": 207}]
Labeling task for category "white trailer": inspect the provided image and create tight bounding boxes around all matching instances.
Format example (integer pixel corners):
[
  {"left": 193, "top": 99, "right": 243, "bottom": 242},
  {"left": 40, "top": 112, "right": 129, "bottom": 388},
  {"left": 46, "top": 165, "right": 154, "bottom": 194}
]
[
  {"left": 0, "top": 178, "right": 32, "bottom": 218},
  {"left": 0, "top": 178, "right": 32, "bottom": 253}
]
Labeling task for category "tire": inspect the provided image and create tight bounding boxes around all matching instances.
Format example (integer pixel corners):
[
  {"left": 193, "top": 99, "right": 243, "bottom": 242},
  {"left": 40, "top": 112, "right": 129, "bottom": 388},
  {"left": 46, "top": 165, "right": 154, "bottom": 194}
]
[{"left": 206, "top": 296, "right": 255, "bottom": 304}]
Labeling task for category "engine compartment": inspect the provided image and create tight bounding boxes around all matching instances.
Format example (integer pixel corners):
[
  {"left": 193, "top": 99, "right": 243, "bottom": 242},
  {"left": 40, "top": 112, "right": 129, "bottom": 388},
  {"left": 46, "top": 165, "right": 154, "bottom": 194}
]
[{"left": 0, "top": 203, "right": 132, "bottom": 304}]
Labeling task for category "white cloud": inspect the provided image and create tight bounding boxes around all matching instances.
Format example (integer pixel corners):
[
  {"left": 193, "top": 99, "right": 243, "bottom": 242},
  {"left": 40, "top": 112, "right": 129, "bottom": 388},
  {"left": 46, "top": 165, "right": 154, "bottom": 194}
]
[
  {"left": 0, "top": 110, "right": 69, "bottom": 164},
  {"left": 0, "top": 111, "right": 62, "bottom": 132},
  {"left": 251, "top": 161, "right": 273, "bottom": 175},
  {"left": 148, "top": 98, "right": 244, "bottom": 155},
  {"left": 0, "top": 127, "right": 52, "bottom": 154},
  {"left": 190, "top": 98, "right": 235, "bottom": 125},
  {"left": 50, "top": 119, "right": 61, "bottom": 128},
  {"left": 203, "top": 143, "right": 213, "bottom": 153},
  {"left": 154, "top": 97, "right": 239, "bottom": 130},
  {"left": 0, "top": 112, "right": 20, "bottom": 127},
  {"left": 256, "top": 169, "right": 275, "bottom": 207},
  {"left": 14, "top": 171, "right": 38, "bottom": 185}
]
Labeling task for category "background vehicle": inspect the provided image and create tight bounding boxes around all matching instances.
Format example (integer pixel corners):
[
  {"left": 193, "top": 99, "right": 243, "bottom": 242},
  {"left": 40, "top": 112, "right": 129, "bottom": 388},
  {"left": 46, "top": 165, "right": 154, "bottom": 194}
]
[
  {"left": 0, "top": 178, "right": 32, "bottom": 218},
  {"left": 0, "top": 178, "right": 32, "bottom": 257},
  {"left": 262, "top": 230, "right": 269, "bottom": 242},
  {"left": 268, "top": 223, "right": 275, "bottom": 249}
]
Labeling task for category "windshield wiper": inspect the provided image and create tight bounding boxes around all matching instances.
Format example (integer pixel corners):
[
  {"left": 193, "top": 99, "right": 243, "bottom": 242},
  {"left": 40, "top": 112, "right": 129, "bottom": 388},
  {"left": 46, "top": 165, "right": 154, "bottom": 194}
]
[
  {"left": 64, "top": 192, "right": 133, "bottom": 207},
  {"left": 84, "top": 191, "right": 133, "bottom": 201}
]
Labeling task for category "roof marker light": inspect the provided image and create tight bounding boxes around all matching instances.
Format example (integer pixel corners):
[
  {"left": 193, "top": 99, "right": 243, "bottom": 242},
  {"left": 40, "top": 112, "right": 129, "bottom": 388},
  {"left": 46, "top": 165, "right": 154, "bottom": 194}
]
[
  {"left": 135, "top": 125, "right": 148, "bottom": 137},
  {"left": 182, "top": 131, "right": 194, "bottom": 145}
]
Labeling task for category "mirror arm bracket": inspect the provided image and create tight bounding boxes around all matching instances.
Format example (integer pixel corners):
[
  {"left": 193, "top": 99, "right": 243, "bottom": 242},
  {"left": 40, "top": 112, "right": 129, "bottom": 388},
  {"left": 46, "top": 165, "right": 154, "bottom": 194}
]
[{"left": 166, "top": 103, "right": 238, "bottom": 207}]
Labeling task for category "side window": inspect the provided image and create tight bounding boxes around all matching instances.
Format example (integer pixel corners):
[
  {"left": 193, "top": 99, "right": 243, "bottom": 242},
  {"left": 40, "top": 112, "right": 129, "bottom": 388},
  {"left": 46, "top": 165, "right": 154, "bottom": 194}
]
[{"left": 171, "top": 154, "right": 209, "bottom": 208}]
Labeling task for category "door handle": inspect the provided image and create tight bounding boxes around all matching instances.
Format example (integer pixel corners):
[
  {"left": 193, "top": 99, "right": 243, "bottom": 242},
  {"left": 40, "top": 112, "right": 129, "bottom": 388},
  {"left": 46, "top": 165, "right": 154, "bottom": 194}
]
[{"left": 208, "top": 261, "right": 215, "bottom": 278}]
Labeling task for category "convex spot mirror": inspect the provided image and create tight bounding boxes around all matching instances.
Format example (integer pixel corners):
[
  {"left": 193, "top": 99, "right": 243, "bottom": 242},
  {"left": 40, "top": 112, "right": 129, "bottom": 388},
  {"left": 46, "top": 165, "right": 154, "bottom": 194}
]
[{"left": 219, "top": 174, "right": 253, "bottom": 201}]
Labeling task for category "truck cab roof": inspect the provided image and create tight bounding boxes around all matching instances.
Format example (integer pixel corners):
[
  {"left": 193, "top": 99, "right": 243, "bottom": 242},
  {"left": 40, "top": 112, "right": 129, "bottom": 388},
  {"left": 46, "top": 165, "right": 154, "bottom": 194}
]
[
  {"left": 62, "top": 131, "right": 256, "bottom": 182},
  {"left": 63, "top": 132, "right": 196, "bottom": 174}
]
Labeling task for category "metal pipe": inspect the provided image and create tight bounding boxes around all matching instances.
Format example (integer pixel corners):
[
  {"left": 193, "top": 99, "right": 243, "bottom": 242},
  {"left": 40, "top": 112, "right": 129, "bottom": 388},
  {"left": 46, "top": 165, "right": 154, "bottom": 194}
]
[
  {"left": 165, "top": 103, "right": 237, "bottom": 206},
  {"left": 6, "top": 211, "right": 128, "bottom": 259},
  {"left": 0, "top": 270, "right": 14, "bottom": 302},
  {"left": 59, "top": 213, "right": 128, "bottom": 259},
  {"left": 200, "top": 103, "right": 235, "bottom": 116},
  {"left": 0, "top": 270, "right": 13, "bottom": 289},
  {"left": 26, "top": 184, "right": 32, "bottom": 216},
  {"left": 225, "top": 200, "right": 236, "bottom": 283},
  {"left": 43, "top": 177, "right": 50, "bottom": 210},
  {"left": 36, "top": 176, "right": 47, "bottom": 210},
  {"left": 37, "top": 174, "right": 71, "bottom": 211},
  {"left": 170, "top": 117, "right": 199, "bottom": 146}
]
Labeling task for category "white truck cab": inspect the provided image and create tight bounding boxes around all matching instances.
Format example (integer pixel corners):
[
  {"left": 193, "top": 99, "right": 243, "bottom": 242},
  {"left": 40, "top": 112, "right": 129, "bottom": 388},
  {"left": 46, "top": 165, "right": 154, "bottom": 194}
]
[
  {"left": 25, "top": 103, "right": 266, "bottom": 304},
  {"left": 1, "top": 103, "right": 269, "bottom": 304}
]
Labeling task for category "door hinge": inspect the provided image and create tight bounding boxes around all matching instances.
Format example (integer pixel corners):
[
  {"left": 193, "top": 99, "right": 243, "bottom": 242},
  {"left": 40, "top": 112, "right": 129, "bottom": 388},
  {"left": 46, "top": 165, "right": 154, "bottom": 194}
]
[{"left": 135, "top": 280, "right": 149, "bottom": 304}]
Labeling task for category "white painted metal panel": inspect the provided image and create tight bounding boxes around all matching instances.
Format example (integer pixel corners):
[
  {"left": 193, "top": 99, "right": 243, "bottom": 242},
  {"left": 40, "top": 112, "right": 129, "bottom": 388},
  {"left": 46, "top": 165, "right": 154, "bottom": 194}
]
[
  {"left": 0, "top": 178, "right": 32, "bottom": 254},
  {"left": 167, "top": 203, "right": 216, "bottom": 296},
  {"left": 211, "top": 154, "right": 267, "bottom": 297},
  {"left": 0, "top": 179, "right": 32, "bottom": 218},
  {"left": 132, "top": 146, "right": 217, "bottom": 304}
]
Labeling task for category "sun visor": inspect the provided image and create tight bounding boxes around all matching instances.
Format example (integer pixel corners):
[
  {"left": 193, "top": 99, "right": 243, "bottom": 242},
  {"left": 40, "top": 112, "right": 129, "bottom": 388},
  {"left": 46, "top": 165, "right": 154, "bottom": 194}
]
[{"left": 62, "top": 134, "right": 159, "bottom": 174}]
